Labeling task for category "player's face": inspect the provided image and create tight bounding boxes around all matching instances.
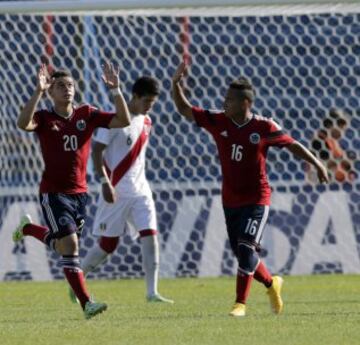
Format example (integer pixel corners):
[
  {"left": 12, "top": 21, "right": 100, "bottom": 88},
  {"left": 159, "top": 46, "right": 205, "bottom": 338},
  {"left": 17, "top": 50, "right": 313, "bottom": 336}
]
[
  {"left": 223, "top": 88, "right": 250, "bottom": 118},
  {"left": 136, "top": 94, "right": 158, "bottom": 114},
  {"left": 49, "top": 77, "right": 75, "bottom": 104}
]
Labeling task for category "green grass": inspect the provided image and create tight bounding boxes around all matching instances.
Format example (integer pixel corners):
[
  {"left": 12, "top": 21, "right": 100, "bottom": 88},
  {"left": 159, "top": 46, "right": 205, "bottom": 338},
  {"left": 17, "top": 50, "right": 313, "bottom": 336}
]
[{"left": 1, "top": 275, "right": 360, "bottom": 345}]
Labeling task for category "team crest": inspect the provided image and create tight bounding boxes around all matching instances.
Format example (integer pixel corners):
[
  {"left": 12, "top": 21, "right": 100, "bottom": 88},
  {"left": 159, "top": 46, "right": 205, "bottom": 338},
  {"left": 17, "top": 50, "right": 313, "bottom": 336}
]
[
  {"left": 127, "top": 135, "right": 133, "bottom": 146},
  {"left": 249, "top": 132, "right": 260, "bottom": 144},
  {"left": 76, "top": 119, "right": 86, "bottom": 131}
]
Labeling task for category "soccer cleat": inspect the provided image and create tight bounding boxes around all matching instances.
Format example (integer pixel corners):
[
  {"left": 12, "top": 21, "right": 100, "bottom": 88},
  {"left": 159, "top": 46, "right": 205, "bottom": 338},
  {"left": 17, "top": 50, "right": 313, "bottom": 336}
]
[
  {"left": 147, "top": 294, "right": 174, "bottom": 304},
  {"left": 229, "top": 303, "right": 246, "bottom": 317},
  {"left": 12, "top": 214, "right": 32, "bottom": 242},
  {"left": 69, "top": 287, "right": 80, "bottom": 304},
  {"left": 83, "top": 300, "right": 108, "bottom": 320},
  {"left": 267, "top": 275, "right": 284, "bottom": 314}
]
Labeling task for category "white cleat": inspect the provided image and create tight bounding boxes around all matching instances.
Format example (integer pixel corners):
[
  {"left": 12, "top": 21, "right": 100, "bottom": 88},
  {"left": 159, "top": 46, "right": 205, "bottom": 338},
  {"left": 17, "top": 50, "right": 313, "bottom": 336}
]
[{"left": 147, "top": 294, "right": 174, "bottom": 304}]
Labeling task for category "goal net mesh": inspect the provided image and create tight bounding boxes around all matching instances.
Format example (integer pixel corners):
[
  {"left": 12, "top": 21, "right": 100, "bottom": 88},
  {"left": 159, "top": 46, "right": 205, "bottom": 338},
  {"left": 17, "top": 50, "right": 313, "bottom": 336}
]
[{"left": 0, "top": 5, "right": 359, "bottom": 280}]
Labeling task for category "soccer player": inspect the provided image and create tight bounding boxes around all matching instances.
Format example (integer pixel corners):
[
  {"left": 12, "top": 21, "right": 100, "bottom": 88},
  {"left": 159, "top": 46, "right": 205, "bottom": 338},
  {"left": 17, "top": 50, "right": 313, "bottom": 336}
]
[
  {"left": 77, "top": 76, "right": 173, "bottom": 304},
  {"left": 13, "top": 62, "right": 131, "bottom": 319},
  {"left": 172, "top": 62, "right": 329, "bottom": 317}
]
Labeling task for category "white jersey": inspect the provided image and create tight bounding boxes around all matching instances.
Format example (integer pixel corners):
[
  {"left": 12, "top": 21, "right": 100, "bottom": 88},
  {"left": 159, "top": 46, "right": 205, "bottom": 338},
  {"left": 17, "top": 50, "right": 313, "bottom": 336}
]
[{"left": 94, "top": 114, "right": 152, "bottom": 197}]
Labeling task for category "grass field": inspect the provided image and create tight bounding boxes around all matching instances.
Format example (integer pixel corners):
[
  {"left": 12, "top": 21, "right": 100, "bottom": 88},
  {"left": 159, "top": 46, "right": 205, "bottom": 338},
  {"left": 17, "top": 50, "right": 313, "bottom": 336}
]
[{"left": 1, "top": 275, "right": 359, "bottom": 345}]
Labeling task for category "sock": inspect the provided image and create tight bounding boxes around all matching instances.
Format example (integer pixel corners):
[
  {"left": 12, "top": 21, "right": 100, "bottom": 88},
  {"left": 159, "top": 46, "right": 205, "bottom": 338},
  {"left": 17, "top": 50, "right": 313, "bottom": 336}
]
[
  {"left": 81, "top": 244, "right": 108, "bottom": 276},
  {"left": 61, "top": 255, "right": 90, "bottom": 309},
  {"left": 254, "top": 260, "right": 273, "bottom": 288},
  {"left": 81, "top": 236, "right": 118, "bottom": 275},
  {"left": 140, "top": 231, "right": 159, "bottom": 297},
  {"left": 23, "top": 224, "right": 49, "bottom": 244},
  {"left": 235, "top": 270, "right": 254, "bottom": 304}
]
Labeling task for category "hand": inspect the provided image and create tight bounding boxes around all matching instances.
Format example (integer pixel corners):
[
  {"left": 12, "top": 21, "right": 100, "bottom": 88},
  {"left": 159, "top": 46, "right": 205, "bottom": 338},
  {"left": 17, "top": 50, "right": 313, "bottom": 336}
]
[
  {"left": 37, "top": 64, "right": 52, "bottom": 92},
  {"left": 172, "top": 61, "right": 187, "bottom": 83},
  {"left": 316, "top": 163, "right": 329, "bottom": 184},
  {"left": 102, "top": 182, "right": 116, "bottom": 203},
  {"left": 102, "top": 61, "right": 120, "bottom": 89}
]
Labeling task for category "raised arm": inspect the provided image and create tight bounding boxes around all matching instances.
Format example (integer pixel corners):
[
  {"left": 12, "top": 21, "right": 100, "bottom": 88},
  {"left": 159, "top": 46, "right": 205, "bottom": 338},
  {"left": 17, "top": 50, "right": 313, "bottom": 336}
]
[
  {"left": 92, "top": 141, "right": 116, "bottom": 203},
  {"left": 17, "top": 64, "right": 51, "bottom": 131},
  {"left": 172, "top": 62, "right": 194, "bottom": 121},
  {"left": 286, "top": 141, "right": 329, "bottom": 184},
  {"left": 102, "top": 62, "right": 131, "bottom": 128}
]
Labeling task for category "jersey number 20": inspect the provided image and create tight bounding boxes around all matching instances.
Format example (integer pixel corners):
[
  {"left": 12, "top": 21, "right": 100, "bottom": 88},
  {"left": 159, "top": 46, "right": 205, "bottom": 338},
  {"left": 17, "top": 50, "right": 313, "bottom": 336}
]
[{"left": 63, "top": 135, "right": 78, "bottom": 151}]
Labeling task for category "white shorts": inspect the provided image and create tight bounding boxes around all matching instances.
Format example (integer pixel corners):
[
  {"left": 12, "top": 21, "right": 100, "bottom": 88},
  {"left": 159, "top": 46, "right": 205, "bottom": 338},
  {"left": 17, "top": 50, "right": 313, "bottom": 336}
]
[{"left": 92, "top": 193, "right": 157, "bottom": 238}]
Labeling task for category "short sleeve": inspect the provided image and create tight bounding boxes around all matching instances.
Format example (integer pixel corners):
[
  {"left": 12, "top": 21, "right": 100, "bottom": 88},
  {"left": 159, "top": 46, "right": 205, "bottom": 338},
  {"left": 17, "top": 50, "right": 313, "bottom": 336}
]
[
  {"left": 192, "top": 106, "right": 222, "bottom": 131},
  {"left": 32, "top": 110, "right": 45, "bottom": 132},
  {"left": 263, "top": 119, "right": 295, "bottom": 147},
  {"left": 93, "top": 127, "right": 112, "bottom": 146},
  {"left": 89, "top": 106, "right": 115, "bottom": 128}
]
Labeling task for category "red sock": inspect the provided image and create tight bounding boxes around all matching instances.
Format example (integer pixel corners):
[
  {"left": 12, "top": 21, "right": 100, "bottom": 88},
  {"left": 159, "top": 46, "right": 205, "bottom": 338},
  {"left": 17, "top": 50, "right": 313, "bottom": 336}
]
[
  {"left": 62, "top": 263, "right": 90, "bottom": 309},
  {"left": 254, "top": 261, "right": 272, "bottom": 288},
  {"left": 23, "top": 224, "right": 49, "bottom": 244},
  {"left": 236, "top": 271, "right": 254, "bottom": 304}
]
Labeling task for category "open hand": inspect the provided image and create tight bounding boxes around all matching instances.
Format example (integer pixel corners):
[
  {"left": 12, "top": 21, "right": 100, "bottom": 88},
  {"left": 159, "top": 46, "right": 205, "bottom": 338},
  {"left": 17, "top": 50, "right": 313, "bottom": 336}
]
[
  {"left": 102, "top": 181, "right": 116, "bottom": 203},
  {"left": 37, "top": 64, "right": 52, "bottom": 92},
  {"left": 102, "top": 61, "right": 120, "bottom": 89},
  {"left": 172, "top": 61, "right": 187, "bottom": 83}
]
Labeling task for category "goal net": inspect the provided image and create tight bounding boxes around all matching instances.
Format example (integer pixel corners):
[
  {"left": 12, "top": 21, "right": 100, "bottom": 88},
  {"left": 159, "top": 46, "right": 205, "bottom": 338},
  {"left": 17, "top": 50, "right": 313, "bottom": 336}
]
[{"left": 0, "top": 1, "right": 359, "bottom": 281}]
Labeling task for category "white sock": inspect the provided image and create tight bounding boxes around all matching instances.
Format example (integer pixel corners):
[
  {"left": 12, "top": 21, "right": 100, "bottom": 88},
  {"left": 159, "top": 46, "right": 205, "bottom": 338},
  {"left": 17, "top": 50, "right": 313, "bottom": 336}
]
[
  {"left": 141, "top": 235, "right": 159, "bottom": 297},
  {"left": 81, "top": 243, "right": 108, "bottom": 276}
]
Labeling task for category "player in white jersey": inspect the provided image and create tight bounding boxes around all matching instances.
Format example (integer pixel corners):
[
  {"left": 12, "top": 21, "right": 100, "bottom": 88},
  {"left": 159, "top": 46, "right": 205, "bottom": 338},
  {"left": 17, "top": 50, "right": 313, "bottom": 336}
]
[{"left": 77, "top": 76, "right": 173, "bottom": 303}]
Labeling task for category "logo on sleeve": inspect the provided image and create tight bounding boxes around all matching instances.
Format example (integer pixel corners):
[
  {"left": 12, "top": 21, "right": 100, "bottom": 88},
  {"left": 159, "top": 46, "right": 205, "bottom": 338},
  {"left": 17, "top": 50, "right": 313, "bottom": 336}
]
[
  {"left": 249, "top": 132, "right": 260, "bottom": 144},
  {"left": 76, "top": 120, "right": 86, "bottom": 131}
]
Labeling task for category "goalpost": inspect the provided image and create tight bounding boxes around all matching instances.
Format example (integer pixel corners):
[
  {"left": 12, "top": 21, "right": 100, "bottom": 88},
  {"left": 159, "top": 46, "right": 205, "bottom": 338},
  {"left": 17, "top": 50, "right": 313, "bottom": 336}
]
[{"left": 0, "top": 0, "right": 359, "bottom": 281}]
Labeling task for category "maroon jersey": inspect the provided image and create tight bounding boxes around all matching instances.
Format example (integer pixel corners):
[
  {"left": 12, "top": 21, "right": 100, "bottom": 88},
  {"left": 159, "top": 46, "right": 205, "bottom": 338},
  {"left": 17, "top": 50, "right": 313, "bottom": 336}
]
[
  {"left": 192, "top": 107, "right": 295, "bottom": 207},
  {"left": 32, "top": 105, "right": 115, "bottom": 193}
]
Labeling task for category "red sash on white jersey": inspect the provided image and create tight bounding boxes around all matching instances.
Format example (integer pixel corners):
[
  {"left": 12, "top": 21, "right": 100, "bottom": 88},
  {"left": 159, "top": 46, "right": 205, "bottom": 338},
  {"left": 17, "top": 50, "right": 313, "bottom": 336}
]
[{"left": 104, "top": 117, "right": 151, "bottom": 187}]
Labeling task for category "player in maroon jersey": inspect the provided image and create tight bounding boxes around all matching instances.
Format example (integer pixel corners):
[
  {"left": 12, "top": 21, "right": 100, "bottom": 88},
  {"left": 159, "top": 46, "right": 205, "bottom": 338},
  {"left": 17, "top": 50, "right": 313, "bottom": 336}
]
[
  {"left": 13, "top": 62, "right": 130, "bottom": 319},
  {"left": 172, "top": 62, "right": 329, "bottom": 317}
]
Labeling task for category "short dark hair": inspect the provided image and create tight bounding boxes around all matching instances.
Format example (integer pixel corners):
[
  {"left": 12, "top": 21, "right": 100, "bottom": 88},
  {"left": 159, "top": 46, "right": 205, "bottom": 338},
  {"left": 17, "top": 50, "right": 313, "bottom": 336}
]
[
  {"left": 51, "top": 69, "right": 72, "bottom": 79},
  {"left": 132, "top": 76, "right": 160, "bottom": 97},
  {"left": 229, "top": 77, "right": 255, "bottom": 102}
]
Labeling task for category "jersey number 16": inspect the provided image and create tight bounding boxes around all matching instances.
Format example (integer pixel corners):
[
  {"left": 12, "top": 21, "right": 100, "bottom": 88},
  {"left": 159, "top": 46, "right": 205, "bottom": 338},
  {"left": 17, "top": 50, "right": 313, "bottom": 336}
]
[{"left": 231, "top": 144, "right": 243, "bottom": 161}]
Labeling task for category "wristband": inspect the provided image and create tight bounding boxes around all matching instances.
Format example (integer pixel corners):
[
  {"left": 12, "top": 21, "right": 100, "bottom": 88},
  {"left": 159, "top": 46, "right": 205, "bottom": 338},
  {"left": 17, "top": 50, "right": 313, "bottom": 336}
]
[
  {"left": 110, "top": 88, "right": 121, "bottom": 96},
  {"left": 99, "top": 176, "right": 108, "bottom": 184}
]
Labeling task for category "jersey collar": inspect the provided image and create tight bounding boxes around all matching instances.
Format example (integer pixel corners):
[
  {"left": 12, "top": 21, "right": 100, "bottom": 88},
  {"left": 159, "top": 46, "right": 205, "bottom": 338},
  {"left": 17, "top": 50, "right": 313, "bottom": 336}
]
[
  {"left": 230, "top": 113, "right": 254, "bottom": 129},
  {"left": 51, "top": 106, "right": 75, "bottom": 120}
]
